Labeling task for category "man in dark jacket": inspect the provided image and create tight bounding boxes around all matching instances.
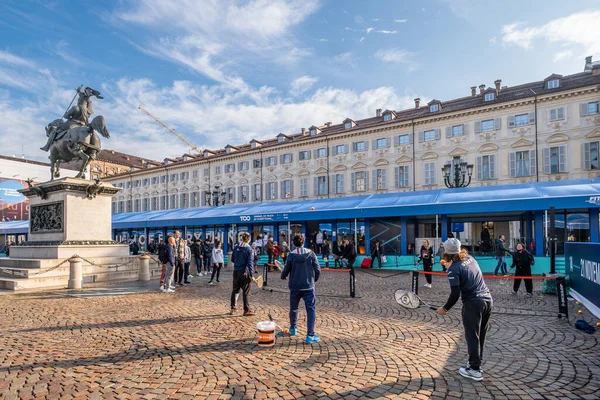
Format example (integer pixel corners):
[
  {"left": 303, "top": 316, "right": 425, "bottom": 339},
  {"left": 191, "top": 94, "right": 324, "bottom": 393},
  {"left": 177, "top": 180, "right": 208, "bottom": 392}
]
[
  {"left": 509, "top": 243, "right": 534, "bottom": 296},
  {"left": 494, "top": 235, "right": 510, "bottom": 275},
  {"left": 202, "top": 238, "right": 214, "bottom": 276},
  {"left": 341, "top": 239, "right": 356, "bottom": 268},
  {"left": 191, "top": 239, "right": 203, "bottom": 276},
  {"left": 371, "top": 240, "right": 384, "bottom": 269},
  {"left": 230, "top": 232, "right": 255, "bottom": 316},
  {"left": 280, "top": 234, "right": 321, "bottom": 344}
]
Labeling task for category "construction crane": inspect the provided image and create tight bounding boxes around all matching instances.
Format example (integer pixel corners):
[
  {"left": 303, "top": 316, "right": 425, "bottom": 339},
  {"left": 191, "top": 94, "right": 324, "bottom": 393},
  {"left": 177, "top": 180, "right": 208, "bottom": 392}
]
[{"left": 138, "top": 105, "right": 204, "bottom": 155}]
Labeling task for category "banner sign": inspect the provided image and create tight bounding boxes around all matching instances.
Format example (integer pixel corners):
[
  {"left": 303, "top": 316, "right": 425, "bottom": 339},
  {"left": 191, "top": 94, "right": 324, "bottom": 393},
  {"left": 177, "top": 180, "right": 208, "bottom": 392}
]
[
  {"left": 0, "top": 178, "right": 30, "bottom": 221},
  {"left": 565, "top": 242, "right": 600, "bottom": 314}
]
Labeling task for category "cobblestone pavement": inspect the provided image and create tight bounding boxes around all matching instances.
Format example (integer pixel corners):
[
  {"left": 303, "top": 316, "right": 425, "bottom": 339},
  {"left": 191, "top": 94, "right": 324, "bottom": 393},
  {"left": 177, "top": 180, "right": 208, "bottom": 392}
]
[{"left": 0, "top": 269, "right": 598, "bottom": 400}]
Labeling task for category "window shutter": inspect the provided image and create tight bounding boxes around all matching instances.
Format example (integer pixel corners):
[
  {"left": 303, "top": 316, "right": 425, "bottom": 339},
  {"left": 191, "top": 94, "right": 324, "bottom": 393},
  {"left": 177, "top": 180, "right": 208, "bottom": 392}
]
[
  {"left": 561, "top": 106, "right": 566, "bottom": 120},
  {"left": 238, "top": 187, "right": 242, "bottom": 203},
  {"left": 330, "top": 176, "right": 336, "bottom": 194},
  {"left": 344, "top": 144, "right": 349, "bottom": 154},
  {"left": 385, "top": 137, "right": 390, "bottom": 147},
  {"left": 280, "top": 154, "right": 284, "bottom": 164},
  {"left": 583, "top": 142, "right": 591, "bottom": 170},
  {"left": 274, "top": 182, "right": 278, "bottom": 199},
  {"left": 508, "top": 115, "right": 515, "bottom": 128},
  {"left": 475, "top": 121, "right": 482, "bottom": 134},
  {"left": 580, "top": 103, "right": 588, "bottom": 117},
  {"left": 462, "top": 124, "right": 467, "bottom": 136},
  {"left": 543, "top": 148, "right": 551, "bottom": 174},
  {"left": 529, "top": 112, "right": 536, "bottom": 125},
  {"left": 549, "top": 109, "right": 556, "bottom": 121},
  {"left": 332, "top": 146, "right": 337, "bottom": 156},
  {"left": 508, "top": 153, "right": 516, "bottom": 178},
  {"left": 494, "top": 118, "right": 502, "bottom": 130},
  {"left": 489, "top": 155, "right": 496, "bottom": 179},
  {"left": 476, "top": 156, "right": 482, "bottom": 180},
  {"left": 290, "top": 182, "right": 294, "bottom": 197},
  {"left": 280, "top": 181, "right": 285, "bottom": 199},
  {"left": 529, "top": 150, "right": 536, "bottom": 176},
  {"left": 418, "top": 132, "right": 424, "bottom": 142},
  {"left": 340, "top": 175, "right": 345, "bottom": 193},
  {"left": 381, "top": 169, "right": 387, "bottom": 189},
  {"left": 352, "top": 143, "right": 357, "bottom": 152},
  {"left": 365, "top": 172, "right": 369, "bottom": 191},
  {"left": 351, "top": 172, "right": 356, "bottom": 192},
  {"left": 404, "top": 166, "right": 409, "bottom": 188},
  {"left": 314, "top": 177, "right": 318, "bottom": 195},
  {"left": 306, "top": 151, "right": 311, "bottom": 160},
  {"left": 372, "top": 139, "right": 377, "bottom": 149},
  {"left": 372, "top": 170, "right": 377, "bottom": 190},
  {"left": 446, "top": 126, "right": 452, "bottom": 138},
  {"left": 408, "top": 134, "right": 413, "bottom": 144},
  {"left": 559, "top": 146, "right": 566, "bottom": 173},
  {"left": 394, "top": 135, "right": 399, "bottom": 147},
  {"left": 273, "top": 157, "right": 277, "bottom": 165},
  {"left": 313, "top": 149, "right": 319, "bottom": 158},
  {"left": 238, "top": 162, "right": 243, "bottom": 170},
  {"left": 435, "top": 128, "right": 441, "bottom": 140},
  {"left": 364, "top": 141, "right": 369, "bottom": 151},
  {"left": 394, "top": 167, "right": 400, "bottom": 188},
  {"left": 424, "top": 163, "right": 428, "bottom": 184}
]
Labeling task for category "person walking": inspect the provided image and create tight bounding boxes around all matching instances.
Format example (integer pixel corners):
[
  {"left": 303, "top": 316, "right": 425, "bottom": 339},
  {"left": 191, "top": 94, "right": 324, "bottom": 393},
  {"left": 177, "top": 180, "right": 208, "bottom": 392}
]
[
  {"left": 266, "top": 235, "right": 275, "bottom": 266},
  {"left": 435, "top": 242, "right": 446, "bottom": 272},
  {"left": 418, "top": 240, "right": 434, "bottom": 288},
  {"left": 202, "top": 238, "right": 214, "bottom": 276},
  {"left": 371, "top": 240, "right": 384, "bottom": 269},
  {"left": 316, "top": 230, "right": 323, "bottom": 254},
  {"left": 436, "top": 238, "right": 493, "bottom": 382},
  {"left": 191, "top": 239, "right": 203, "bottom": 276},
  {"left": 494, "top": 235, "right": 510, "bottom": 275},
  {"left": 321, "top": 239, "right": 331, "bottom": 268},
  {"left": 281, "top": 241, "right": 290, "bottom": 266},
  {"left": 173, "top": 230, "right": 186, "bottom": 286},
  {"left": 279, "top": 234, "right": 321, "bottom": 344},
  {"left": 157, "top": 239, "right": 168, "bottom": 291},
  {"left": 183, "top": 240, "right": 192, "bottom": 284},
  {"left": 230, "top": 232, "right": 256, "bottom": 316},
  {"left": 341, "top": 239, "right": 356, "bottom": 268},
  {"left": 509, "top": 243, "right": 534, "bottom": 296},
  {"left": 256, "top": 234, "right": 264, "bottom": 256},
  {"left": 251, "top": 242, "right": 260, "bottom": 267},
  {"left": 163, "top": 236, "right": 177, "bottom": 293},
  {"left": 209, "top": 240, "right": 224, "bottom": 285}
]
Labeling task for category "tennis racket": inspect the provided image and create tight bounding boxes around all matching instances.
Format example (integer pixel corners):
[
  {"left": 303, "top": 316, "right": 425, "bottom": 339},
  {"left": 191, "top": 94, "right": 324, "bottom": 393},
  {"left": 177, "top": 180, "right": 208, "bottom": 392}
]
[
  {"left": 274, "top": 260, "right": 284, "bottom": 271},
  {"left": 394, "top": 289, "right": 438, "bottom": 310},
  {"left": 253, "top": 275, "right": 264, "bottom": 288}
]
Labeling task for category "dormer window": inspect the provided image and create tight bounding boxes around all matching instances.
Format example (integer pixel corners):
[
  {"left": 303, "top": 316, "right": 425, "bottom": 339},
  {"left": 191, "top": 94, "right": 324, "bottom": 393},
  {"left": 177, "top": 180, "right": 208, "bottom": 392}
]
[
  {"left": 278, "top": 136, "right": 285, "bottom": 143},
  {"left": 308, "top": 125, "right": 321, "bottom": 136},
  {"left": 484, "top": 93, "right": 495, "bottom": 101},
  {"left": 383, "top": 114, "right": 392, "bottom": 121},
  {"left": 310, "top": 129, "right": 317, "bottom": 136},
  {"left": 429, "top": 104, "right": 439, "bottom": 112},
  {"left": 250, "top": 139, "right": 262, "bottom": 149},
  {"left": 343, "top": 118, "right": 356, "bottom": 129},
  {"left": 344, "top": 122, "right": 352, "bottom": 129},
  {"left": 547, "top": 79, "right": 560, "bottom": 89}
]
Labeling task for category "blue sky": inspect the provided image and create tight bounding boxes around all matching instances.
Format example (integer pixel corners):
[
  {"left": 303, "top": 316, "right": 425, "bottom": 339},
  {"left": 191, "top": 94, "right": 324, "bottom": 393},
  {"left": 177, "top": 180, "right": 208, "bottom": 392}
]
[{"left": 1, "top": 0, "right": 599, "bottom": 162}]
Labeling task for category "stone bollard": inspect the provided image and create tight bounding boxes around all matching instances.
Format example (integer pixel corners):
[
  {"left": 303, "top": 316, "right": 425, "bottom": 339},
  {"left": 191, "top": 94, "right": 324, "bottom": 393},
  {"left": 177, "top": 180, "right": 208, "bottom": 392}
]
[
  {"left": 68, "top": 256, "right": 83, "bottom": 289},
  {"left": 138, "top": 254, "right": 151, "bottom": 281}
]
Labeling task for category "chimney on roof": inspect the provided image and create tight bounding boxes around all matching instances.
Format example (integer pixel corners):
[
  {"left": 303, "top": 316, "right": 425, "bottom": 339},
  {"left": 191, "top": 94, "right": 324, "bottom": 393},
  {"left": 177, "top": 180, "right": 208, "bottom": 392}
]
[
  {"left": 471, "top": 86, "right": 476, "bottom": 97},
  {"left": 494, "top": 79, "right": 501, "bottom": 95},
  {"left": 414, "top": 98, "right": 420, "bottom": 108},
  {"left": 376, "top": 108, "right": 382, "bottom": 117},
  {"left": 479, "top": 84, "right": 485, "bottom": 95},
  {"left": 325, "top": 122, "right": 332, "bottom": 127},
  {"left": 585, "top": 55, "right": 592, "bottom": 69},
  {"left": 301, "top": 128, "right": 306, "bottom": 135}
]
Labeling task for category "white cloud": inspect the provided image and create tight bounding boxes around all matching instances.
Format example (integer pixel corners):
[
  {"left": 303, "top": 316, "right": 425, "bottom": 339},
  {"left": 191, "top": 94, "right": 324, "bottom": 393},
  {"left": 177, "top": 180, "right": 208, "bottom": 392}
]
[
  {"left": 501, "top": 11, "right": 600, "bottom": 54},
  {"left": 375, "top": 49, "right": 417, "bottom": 71},
  {"left": 334, "top": 52, "right": 353, "bottom": 64},
  {"left": 376, "top": 30, "right": 397, "bottom": 34},
  {"left": 359, "top": 36, "right": 365, "bottom": 42},
  {"left": 290, "top": 75, "right": 319, "bottom": 96},
  {"left": 489, "top": 36, "right": 497, "bottom": 45},
  {"left": 553, "top": 50, "right": 573, "bottom": 62},
  {"left": 0, "top": 51, "right": 37, "bottom": 68},
  {"left": 394, "top": 19, "right": 407, "bottom": 23},
  {"left": 366, "top": 27, "right": 374, "bottom": 34},
  {"left": 371, "top": 18, "right": 380, "bottom": 22},
  {"left": 319, "top": 38, "right": 328, "bottom": 42}
]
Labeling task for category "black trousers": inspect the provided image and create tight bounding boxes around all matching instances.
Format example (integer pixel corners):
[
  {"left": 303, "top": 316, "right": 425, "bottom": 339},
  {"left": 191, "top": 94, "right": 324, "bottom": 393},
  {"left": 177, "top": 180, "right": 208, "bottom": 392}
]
[
  {"left": 174, "top": 259, "right": 185, "bottom": 284},
  {"left": 513, "top": 266, "right": 533, "bottom": 293},
  {"left": 210, "top": 263, "right": 223, "bottom": 282},
  {"left": 230, "top": 270, "right": 252, "bottom": 312},
  {"left": 423, "top": 262, "right": 433, "bottom": 284},
  {"left": 372, "top": 254, "right": 382, "bottom": 268},
  {"left": 462, "top": 300, "right": 493, "bottom": 371}
]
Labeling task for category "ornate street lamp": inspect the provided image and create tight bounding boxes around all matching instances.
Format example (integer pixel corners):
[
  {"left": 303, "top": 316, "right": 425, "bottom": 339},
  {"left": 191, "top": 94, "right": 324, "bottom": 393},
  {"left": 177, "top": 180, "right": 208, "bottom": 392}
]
[
  {"left": 442, "top": 156, "right": 474, "bottom": 188},
  {"left": 204, "top": 184, "right": 227, "bottom": 206}
]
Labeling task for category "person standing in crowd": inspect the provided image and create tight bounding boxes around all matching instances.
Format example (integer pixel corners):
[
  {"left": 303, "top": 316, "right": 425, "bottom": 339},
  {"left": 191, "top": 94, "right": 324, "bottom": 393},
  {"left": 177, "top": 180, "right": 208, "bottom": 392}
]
[
  {"left": 436, "top": 238, "right": 493, "bottom": 382},
  {"left": 341, "top": 239, "right": 356, "bottom": 268},
  {"left": 435, "top": 242, "right": 446, "bottom": 272},
  {"left": 322, "top": 239, "right": 331, "bottom": 268},
  {"left": 494, "top": 235, "right": 510, "bottom": 275},
  {"left": 371, "top": 240, "right": 384, "bottom": 269},
  {"left": 281, "top": 241, "right": 290, "bottom": 266},
  {"left": 209, "top": 240, "right": 224, "bottom": 285},
  {"left": 203, "top": 238, "right": 214, "bottom": 276},
  {"left": 266, "top": 235, "right": 275, "bottom": 266},
  {"left": 191, "top": 239, "right": 203, "bottom": 276},
  {"left": 333, "top": 240, "right": 342, "bottom": 268},
  {"left": 510, "top": 243, "right": 535, "bottom": 296},
  {"left": 163, "top": 236, "right": 177, "bottom": 293},
  {"left": 157, "top": 239, "right": 168, "bottom": 291},
  {"left": 316, "top": 230, "right": 323, "bottom": 254},
  {"left": 230, "top": 232, "right": 256, "bottom": 316},
  {"left": 182, "top": 240, "right": 192, "bottom": 285},
  {"left": 418, "top": 239, "right": 434, "bottom": 288},
  {"left": 173, "top": 231, "right": 186, "bottom": 286},
  {"left": 251, "top": 242, "right": 260, "bottom": 267},
  {"left": 280, "top": 234, "right": 321, "bottom": 344},
  {"left": 256, "top": 234, "right": 264, "bottom": 256}
]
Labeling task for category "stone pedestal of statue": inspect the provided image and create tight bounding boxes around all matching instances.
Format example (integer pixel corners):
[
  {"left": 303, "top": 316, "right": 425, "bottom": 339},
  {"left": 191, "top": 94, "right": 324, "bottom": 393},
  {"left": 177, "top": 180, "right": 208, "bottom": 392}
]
[{"left": 9, "top": 177, "right": 128, "bottom": 259}]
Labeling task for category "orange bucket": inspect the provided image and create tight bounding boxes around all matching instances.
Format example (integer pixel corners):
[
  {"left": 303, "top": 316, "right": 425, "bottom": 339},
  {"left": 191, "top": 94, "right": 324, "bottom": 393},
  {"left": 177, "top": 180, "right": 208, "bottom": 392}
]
[{"left": 256, "top": 321, "right": 276, "bottom": 347}]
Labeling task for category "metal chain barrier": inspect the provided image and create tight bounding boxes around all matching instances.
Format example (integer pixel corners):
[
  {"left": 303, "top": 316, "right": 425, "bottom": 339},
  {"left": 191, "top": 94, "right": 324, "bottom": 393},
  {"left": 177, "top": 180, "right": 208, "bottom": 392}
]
[
  {"left": 0, "top": 259, "right": 71, "bottom": 278},
  {"left": 77, "top": 255, "right": 139, "bottom": 270}
]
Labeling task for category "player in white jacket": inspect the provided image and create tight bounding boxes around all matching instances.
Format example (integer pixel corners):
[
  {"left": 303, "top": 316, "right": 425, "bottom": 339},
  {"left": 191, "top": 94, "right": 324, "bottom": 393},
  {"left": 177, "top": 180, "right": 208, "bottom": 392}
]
[{"left": 209, "top": 240, "right": 225, "bottom": 285}]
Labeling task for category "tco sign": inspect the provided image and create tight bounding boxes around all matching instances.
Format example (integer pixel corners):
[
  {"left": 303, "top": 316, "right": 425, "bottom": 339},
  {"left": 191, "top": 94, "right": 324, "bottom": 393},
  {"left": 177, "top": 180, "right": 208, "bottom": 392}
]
[{"left": 239, "top": 216, "right": 252, "bottom": 222}]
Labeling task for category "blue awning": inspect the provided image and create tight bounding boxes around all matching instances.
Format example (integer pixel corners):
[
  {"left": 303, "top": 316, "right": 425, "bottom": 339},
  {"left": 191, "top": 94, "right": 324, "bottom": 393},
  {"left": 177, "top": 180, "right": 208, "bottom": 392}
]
[{"left": 0, "top": 220, "right": 29, "bottom": 234}]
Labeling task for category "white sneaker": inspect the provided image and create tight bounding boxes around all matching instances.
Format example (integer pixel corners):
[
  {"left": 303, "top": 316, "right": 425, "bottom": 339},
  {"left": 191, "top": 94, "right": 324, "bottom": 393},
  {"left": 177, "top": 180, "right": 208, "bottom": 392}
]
[
  {"left": 159, "top": 285, "right": 165, "bottom": 291},
  {"left": 165, "top": 288, "right": 175, "bottom": 293},
  {"left": 424, "top": 283, "right": 429, "bottom": 287},
  {"left": 187, "top": 275, "right": 193, "bottom": 280},
  {"left": 198, "top": 272, "right": 204, "bottom": 276},
  {"left": 169, "top": 285, "right": 176, "bottom": 290},
  {"left": 459, "top": 367, "right": 483, "bottom": 381},
  {"left": 209, "top": 281, "right": 214, "bottom": 285}
]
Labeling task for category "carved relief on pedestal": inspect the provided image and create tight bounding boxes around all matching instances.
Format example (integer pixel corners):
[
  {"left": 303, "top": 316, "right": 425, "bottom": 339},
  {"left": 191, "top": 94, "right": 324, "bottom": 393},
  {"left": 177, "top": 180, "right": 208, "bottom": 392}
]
[{"left": 30, "top": 202, "right": 64, "bottom": 233}]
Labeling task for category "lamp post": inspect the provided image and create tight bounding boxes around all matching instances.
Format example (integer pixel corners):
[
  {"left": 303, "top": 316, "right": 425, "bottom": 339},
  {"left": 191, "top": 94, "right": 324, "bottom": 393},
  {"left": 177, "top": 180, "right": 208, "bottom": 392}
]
[
  {"left": 442, "top": 156, "right": 474, "bottom": 188},
  {"left": 204, "top": 184, "right": 227, "bottom": 207}
]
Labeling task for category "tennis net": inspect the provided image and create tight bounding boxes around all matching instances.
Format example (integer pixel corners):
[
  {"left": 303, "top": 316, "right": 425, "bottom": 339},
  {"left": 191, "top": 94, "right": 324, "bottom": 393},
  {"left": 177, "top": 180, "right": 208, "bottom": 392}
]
[{"left": 410, "top": 270, "right": 568, "bottom": 317}]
